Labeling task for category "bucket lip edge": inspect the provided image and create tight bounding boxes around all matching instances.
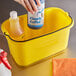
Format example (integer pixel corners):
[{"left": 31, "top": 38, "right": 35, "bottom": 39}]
[{"left": 4, "top": 12, "right": 74, "bottom": 43}]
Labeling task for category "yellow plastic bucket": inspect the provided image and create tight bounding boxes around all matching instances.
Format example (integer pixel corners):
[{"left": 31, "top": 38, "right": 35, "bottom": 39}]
[{"left": 1, "top": 7, "right": 74, "bottom": 66}]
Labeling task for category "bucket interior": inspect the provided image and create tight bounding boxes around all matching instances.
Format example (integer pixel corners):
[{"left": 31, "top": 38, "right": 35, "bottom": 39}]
[{"left": 1, "top": 7, "right": 73, "bottom": 41}]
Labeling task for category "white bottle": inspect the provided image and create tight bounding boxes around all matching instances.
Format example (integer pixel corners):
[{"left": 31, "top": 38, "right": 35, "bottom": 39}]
[
  {"left": 28, "top": 0, "right": 45, "bottom": 29},
  {"left": 9, "top": 11, "right": 24, "bottom": 38},
  {"left": 0, "top": 49, "right": 12, "bottom": 76}
]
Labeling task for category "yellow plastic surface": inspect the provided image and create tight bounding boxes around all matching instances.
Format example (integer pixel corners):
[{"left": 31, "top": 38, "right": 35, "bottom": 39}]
[{"left": 1, "top": 7, "right": 74, "bottom": 66}]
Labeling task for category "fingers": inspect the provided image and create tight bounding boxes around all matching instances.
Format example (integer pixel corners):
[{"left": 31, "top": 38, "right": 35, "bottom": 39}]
[
  {"left": 24, "top": 0, "right": 34, "bottom": 14},
  {"left": 29, "top": 0, "right": 38, "bottom": 12},
  {"left": 14, "top": 0, "right": 30, "bottom": 12},
  {"left": 21, "top": 0, "right": 31, "bottom": 12},
  {"left": 35, "top": 0, "right": 41, "bottom": 6},
  {"left": 14, "top": 0, "right": 41, "bottom": 14}
]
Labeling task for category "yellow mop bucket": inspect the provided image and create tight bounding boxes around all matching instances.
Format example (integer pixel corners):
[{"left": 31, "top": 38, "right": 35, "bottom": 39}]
[{"left": 1, "top": 7, "right": 74, "bottom": 66}]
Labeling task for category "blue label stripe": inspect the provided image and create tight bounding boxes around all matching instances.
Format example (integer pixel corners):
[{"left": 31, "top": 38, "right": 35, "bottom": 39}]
[{"left": 28, "top": 24, "right": 43, "bottom": 28}]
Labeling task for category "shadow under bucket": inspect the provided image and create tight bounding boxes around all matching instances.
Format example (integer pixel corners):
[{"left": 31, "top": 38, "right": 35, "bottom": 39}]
[{"left": 1, "top": 7, "right": 74, "bottom": 66}]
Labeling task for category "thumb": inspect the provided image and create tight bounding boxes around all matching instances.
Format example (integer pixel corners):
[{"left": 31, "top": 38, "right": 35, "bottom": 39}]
[{"left": 14, "top": 0, "right": 21, "bottom": 4}]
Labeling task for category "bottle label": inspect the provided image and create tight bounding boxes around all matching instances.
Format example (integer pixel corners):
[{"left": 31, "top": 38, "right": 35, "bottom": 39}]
[{"left": 28, "top": 0, "right": 45, "bottom": 28}]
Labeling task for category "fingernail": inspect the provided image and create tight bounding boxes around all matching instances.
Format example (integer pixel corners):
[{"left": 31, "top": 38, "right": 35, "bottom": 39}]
[
  {"left": 31, "top": 11, "right": 34, "bottom": 14},
  {"left": 38, "top": 3, "right": 41, "bottom": 6},
  {"left": 35, "top": 9, "right": 38, "bottom": 12}
]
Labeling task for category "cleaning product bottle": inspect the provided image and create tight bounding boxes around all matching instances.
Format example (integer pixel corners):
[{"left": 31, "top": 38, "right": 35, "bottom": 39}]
[
  {"left": 0, "top": 49, "right": 12, "bottom": 76},
  {"left": 28, "top": 0, "right": 45, "bottom": 29},
  {"left": 9, "top": 11, "right": 24, "bottom": 39}
]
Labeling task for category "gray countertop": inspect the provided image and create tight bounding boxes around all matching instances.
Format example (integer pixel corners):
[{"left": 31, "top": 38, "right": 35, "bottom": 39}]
[{"left": 0, "top": 0, "right": 76, "bottom": 76}]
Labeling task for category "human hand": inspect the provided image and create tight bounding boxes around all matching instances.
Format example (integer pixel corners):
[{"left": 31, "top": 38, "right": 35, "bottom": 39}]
[{"left": 14, "top": 0, "right": 41, "bottom": 14}]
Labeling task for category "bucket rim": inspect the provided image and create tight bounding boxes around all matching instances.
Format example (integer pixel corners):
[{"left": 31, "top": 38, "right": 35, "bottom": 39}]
[{"left": 4, "top": 12, "right": 74, "bottom": 42}]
